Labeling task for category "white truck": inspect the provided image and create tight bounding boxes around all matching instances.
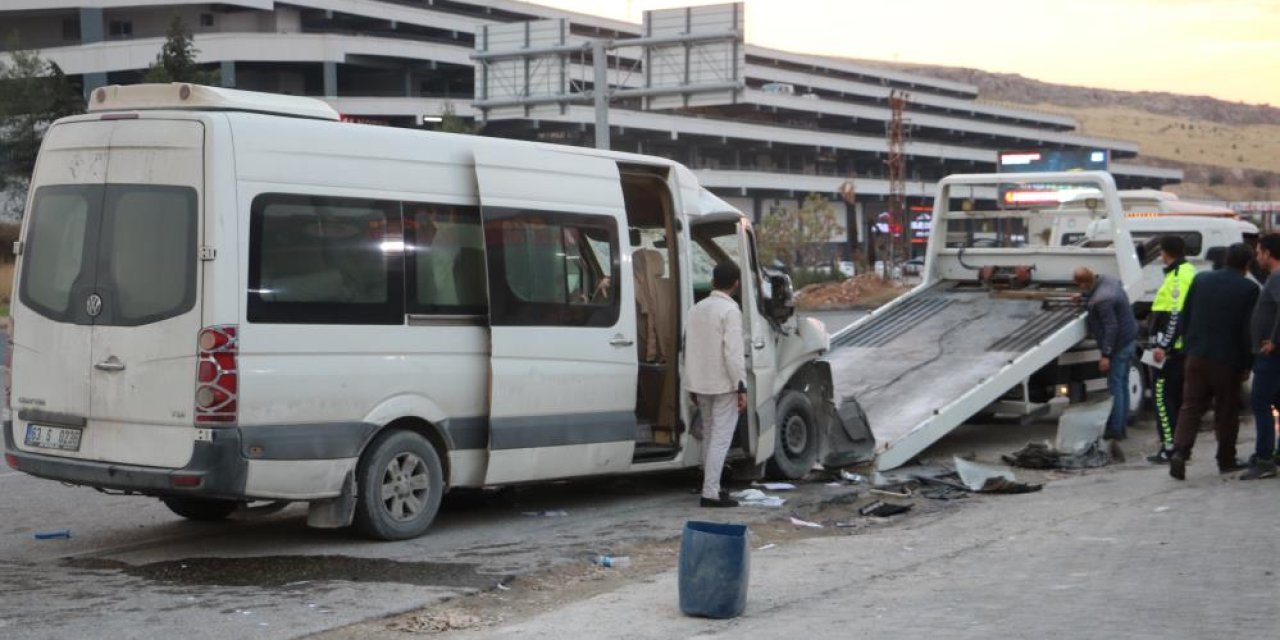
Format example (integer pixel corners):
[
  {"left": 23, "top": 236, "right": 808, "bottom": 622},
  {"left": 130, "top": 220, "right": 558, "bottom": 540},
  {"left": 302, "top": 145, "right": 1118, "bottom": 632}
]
[
  {"left": 824, "top": 171, "right": 1143, "bottom": 470},
  {"left": 5, "top": 84, "right": 874, "bottom": 540}
]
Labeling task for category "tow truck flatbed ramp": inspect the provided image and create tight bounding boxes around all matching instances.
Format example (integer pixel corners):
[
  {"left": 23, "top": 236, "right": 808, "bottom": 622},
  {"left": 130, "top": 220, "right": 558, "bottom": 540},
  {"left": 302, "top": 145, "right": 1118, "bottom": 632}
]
[{"left": 824, "top": 281, "right": 1085, "bottom": 470}]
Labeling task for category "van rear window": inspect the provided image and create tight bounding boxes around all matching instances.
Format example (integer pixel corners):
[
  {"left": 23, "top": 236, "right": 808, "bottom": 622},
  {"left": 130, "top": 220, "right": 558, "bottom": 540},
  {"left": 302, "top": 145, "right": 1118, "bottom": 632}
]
[{"left": 19, "top": 184, "right": 197, "bottom": 326}]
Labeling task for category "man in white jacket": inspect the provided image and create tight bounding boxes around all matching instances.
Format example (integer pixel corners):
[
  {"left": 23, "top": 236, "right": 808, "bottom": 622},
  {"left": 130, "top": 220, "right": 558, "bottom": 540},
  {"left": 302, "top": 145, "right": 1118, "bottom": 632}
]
[{"left": 684, "top": 263, "right": 748, "bottom": 508}]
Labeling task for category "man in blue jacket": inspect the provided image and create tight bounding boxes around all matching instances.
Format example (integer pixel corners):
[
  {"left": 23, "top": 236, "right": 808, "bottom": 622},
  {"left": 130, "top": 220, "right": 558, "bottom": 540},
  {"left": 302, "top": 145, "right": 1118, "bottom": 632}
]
[
  {"left": 1075, "top": 267, "right": 1140, "bottom": 440},
  {"left": 1168, "top": 243, "right": 1258, "bottom": 480}
]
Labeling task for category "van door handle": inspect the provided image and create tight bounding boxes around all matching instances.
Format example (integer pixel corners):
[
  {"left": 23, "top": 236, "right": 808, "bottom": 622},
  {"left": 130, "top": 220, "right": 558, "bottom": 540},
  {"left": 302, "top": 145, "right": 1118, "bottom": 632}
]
[
  {"left": 609, "top": 335, "right": 634, "bottom": 347},
  {"left": 753, "top": 339, "right": 766, "bottom": 350},
  {"left": 94, "top": 356, "right": 126, "bottom": 372}
]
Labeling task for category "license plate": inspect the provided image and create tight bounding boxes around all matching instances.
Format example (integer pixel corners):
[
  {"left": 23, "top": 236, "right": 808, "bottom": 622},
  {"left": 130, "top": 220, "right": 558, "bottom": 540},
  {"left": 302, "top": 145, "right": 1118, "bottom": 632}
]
[{"left": 24, "top": 424, "right": 83, "bottom": 452}]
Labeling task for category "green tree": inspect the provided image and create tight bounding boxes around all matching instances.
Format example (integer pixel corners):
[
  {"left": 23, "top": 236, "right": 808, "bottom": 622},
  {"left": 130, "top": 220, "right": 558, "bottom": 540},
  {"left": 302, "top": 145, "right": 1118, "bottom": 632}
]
[
  {"left": 757, "top": 193, "right": 841, "bottom": 273},
  {"left": 143, "top": 16, "right": 219, "bottom": 85},
  {"left": 0, "top": 34, "right": 84, "bottom": 217},
  {"left": 436, "top": 102, "right": 475, "bottom": 134}
]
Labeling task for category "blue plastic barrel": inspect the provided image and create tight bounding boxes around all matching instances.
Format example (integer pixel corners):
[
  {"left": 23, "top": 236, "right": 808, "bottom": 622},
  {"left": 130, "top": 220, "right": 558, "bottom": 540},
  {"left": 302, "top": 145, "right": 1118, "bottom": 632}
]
[{"left": 678, "top": 521, "right": 750, "bottom": 619}]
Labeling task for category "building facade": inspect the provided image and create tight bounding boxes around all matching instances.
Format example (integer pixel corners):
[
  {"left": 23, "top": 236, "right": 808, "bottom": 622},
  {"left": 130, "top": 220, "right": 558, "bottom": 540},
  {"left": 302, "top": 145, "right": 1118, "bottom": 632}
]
[{"left": 1, "top": 0, "right": 1182, "bottom": 260}]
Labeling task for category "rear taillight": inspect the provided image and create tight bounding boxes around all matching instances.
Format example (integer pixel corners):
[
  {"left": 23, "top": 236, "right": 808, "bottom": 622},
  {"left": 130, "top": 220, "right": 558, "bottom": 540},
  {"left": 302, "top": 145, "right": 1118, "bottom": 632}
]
[{"left": 195, "top": 325, "right": 238, "bottom": 424}]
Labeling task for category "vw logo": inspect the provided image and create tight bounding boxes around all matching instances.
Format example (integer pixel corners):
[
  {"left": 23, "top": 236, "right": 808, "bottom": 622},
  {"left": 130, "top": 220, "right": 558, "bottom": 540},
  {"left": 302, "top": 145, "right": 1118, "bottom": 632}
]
[{"left": 85, "top": 293, "right": 103, "bottom": 318}]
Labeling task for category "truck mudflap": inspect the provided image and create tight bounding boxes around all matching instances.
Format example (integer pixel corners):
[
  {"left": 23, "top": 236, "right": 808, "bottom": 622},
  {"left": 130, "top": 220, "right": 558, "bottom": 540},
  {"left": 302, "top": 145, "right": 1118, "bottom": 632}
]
[{"left": 819, "top": 395, "right": 876, "bottom": 469}]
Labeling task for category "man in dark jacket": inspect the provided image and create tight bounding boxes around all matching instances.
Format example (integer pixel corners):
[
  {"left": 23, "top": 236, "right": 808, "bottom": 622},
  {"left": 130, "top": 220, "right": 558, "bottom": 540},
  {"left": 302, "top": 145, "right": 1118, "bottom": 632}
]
[
  {"left": 1168, "top": 243, "right": 1259, "bottom": 480},
  {"left": 1075, "top": 267, "right": 1139, "bottom": 440},
  {"left": 1242, "top": 234, "right": 1280, "bottom": 480}
]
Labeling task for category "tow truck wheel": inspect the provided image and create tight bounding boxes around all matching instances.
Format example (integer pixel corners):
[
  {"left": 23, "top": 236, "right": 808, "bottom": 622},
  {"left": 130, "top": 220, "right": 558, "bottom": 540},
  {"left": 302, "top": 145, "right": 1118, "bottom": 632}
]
[
  {"left": 161, "top": 497, "right": 240, "bottom": 522},
  {"left": 1127, "top": 359, "right": 1145, "bottom": 418},
  {"left": 767, "top": 391, "right": 820, "bottom": 479},
  {"left": 353, "top": 429, "right": 444, "bottom": 541}
]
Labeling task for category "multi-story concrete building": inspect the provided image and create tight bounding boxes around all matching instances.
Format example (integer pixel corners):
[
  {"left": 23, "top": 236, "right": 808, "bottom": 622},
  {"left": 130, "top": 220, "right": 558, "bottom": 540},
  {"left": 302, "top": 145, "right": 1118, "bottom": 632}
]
[{"left": 0, "top": 0, "right": 1181, "bottom": 259}]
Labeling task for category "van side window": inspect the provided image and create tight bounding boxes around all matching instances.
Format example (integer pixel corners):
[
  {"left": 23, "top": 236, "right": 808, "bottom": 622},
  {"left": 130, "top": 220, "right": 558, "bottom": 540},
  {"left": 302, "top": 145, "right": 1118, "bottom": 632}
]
[
  {"left": 485, "top": 212, "right": 619, "bottom": 327},
  {"left": 404, "top": 203, "right": 487, "bottom": 315},
  {"left": 248, "top": 194, "right": 403, "bottom": 324}
]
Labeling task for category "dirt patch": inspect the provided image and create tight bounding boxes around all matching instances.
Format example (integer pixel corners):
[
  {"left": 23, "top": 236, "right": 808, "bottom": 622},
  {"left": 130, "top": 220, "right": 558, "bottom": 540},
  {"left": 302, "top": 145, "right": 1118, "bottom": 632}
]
[
  {"left": 65, "top": 555, "right": 503, "bottom": 590},
  {"left": 795, "top": 274, "right": 909, "bottom": 311}
]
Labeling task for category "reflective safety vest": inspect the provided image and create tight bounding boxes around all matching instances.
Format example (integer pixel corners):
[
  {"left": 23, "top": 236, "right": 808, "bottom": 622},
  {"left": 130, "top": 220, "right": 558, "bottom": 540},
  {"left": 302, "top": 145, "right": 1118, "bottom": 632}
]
[{"left": 1152, "top": 261, "right": 1197, "bottom": 351}]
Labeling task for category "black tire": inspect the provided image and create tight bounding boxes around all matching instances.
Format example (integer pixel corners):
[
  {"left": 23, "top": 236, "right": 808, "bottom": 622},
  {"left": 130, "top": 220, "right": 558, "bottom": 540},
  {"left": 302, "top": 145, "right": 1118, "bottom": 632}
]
[
  {"left": 353, "top": 430, "right": 444, "bottom": 541},
  {"left": 766, "top": 390, "right": 820, "bottom": 479},
  {"left": 161, "top": 496, "right": 239, "bottom": 522}
]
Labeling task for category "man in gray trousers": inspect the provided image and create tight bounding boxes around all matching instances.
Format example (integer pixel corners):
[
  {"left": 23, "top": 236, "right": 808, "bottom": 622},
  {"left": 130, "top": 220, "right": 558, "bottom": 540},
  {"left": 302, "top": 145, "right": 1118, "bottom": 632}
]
[{"left": 684, "top": 263, "right": 748, "bottom": 508}]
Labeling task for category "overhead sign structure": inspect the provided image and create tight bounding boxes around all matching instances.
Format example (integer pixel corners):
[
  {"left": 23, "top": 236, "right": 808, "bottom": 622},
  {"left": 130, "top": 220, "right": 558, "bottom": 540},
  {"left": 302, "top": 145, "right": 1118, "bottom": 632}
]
[
  {"left": 472, "top": 2, "right": 745, "bottom": 149},
  {"left": 997, "top": 149, "right": 1111, "bottom": 206},
  {"left": 641, "top": 3, "right": 745, "bottom": 110},
  {"left": 473, "top": 19, "right": 575, "bottom": 120}
]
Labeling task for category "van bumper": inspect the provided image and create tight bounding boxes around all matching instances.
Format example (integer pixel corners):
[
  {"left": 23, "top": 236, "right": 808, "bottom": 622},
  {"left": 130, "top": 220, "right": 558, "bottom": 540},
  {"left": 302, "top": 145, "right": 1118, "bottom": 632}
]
[{"left": 3, "top": 421, "right": 249, "bottom": 499}]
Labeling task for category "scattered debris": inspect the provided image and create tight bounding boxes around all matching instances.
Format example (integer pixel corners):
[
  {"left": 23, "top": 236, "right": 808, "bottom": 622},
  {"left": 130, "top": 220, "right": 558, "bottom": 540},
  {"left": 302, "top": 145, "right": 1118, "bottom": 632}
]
[
  {"left": 753, "top": 482, "right": 796, "bottom": 491},
  {"left": 33, "top": 529, "right": 71, "bottom": 540},
  {"left": 756, "top": 543, "right": 777, "bottom": 551},
  {"left": 1153, "top": 506, "right": 1171, "bottom": 513},
  {"left": 789, "top": 516, "right": 823, "bottom": 529},
  {"left": 858, "top": 501, "right": 913, "bottom": 518},
  {"left": 870, "top": 488, "right": 913, "bottom": 499},
  {"left": 840, "top": 470, "right": 868, "bottom": 484},
  {"left": 955, "top": 457, "right": 1042, "bottom": 494},
  {"left": 388, "top": 612, "right": 491, "bottom": 634},
  {"left": 521, "top": 510, "right": 568, "bottom": 517},
  {"left": 731, "top": 489, "right": 787, "bottom": 507},
  {"left": 1002, "top": 441, "right": 1112, "bottom": 470},
  {"left": 496, "top": 583, "right": 511, "bottom": 591},
  {"left": 919, "top": 485, "right": 969, "bottom": 500},
  {"left": 591, "top": 555, "right": 631, "bottom": 569}
]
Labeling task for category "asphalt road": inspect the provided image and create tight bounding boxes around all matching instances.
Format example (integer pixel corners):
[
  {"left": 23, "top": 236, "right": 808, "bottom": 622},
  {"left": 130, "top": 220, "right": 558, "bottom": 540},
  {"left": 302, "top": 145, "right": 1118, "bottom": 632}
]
[{"left": 0, "top": 454, "right": 875, "bottom": 640}]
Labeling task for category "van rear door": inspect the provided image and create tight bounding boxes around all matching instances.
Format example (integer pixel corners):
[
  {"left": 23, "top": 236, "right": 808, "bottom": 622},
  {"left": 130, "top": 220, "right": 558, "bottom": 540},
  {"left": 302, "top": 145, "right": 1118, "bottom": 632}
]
[
  {"left": 88, "top": 120, "right": 204, "bottom": 468},
  {"left": 473, "top": 145, "right": 638, "bottom": 484},
  {"left": 11, "top": 118, "right": 203, "bottom": 468},
  {"left": 10, "top": 122, "right": 110, "bottom": 441}
]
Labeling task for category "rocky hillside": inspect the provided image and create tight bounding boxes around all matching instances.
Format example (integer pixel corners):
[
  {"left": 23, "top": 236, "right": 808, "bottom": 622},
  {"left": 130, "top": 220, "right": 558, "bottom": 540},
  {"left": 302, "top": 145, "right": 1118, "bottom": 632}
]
[{"left": 860, "top": 61, "right": 1280, "bottom": 200}]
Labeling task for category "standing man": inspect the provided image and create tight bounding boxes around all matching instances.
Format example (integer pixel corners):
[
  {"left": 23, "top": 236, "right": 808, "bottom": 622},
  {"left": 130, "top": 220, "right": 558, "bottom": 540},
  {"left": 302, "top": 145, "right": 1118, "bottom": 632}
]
[
  {"left": 1243, "top": 234, "right": 1280, "bottom": 480},
  {"left": 684, "top": 263, "right": 748, "bottom": 507},
  {"left": 1147, "top": 235, "right": 1197, "bottom": 463},
  {"left": 1169, "top": 243, "right": 1258, "bottom": 480},
  {"left": 1075, "top": 267, "right": 1139, "bottom": 440}
]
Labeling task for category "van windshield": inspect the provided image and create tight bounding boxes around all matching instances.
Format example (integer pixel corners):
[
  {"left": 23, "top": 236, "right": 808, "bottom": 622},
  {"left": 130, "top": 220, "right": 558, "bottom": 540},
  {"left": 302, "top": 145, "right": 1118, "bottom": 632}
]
[{"left": 19, "top": 184, "right": 198, "bottom": 326}]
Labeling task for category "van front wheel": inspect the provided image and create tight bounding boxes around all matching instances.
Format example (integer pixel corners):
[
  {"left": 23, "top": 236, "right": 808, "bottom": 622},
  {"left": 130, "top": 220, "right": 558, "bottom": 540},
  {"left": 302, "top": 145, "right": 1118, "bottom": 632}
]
[
  {"left": 766, "top": 391, "right": 820, "bottom": 479},
  {"left": 353, "top": 430, "right": 444, "bottom": 541},
  {"left": 161, "top": 497, "right": 240, "bottom": 522}
]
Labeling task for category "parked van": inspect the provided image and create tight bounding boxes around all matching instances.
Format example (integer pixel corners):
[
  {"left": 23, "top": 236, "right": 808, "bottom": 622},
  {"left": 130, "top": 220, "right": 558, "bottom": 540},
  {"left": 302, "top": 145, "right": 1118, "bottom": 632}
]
[{"left": 5, "top": 84, "right": 872, "bottom": 540}]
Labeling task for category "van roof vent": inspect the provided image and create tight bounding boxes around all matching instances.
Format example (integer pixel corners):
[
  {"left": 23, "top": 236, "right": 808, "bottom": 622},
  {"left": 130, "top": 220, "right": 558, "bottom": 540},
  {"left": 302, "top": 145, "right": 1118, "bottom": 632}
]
[{"left": 87, "top": 83, "right": 340, "bottom": 121}]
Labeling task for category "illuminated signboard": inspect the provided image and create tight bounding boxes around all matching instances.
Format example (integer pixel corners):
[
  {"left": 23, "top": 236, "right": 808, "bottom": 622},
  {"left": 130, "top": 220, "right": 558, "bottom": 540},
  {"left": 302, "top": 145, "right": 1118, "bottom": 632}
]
[{"left": 998, "top": 149, "right": 1109, "bottom": 206}]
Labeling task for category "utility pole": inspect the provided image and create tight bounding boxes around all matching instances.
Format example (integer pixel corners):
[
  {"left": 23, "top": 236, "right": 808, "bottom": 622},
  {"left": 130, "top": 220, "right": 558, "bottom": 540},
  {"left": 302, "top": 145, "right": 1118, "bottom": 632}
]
[{"left": 886, "top": 90, "right": 909, "bottom": 274}]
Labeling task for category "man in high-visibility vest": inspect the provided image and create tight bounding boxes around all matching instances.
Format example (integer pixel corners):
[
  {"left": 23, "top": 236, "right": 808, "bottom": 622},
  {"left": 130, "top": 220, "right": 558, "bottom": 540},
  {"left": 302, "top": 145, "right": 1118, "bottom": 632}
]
[{"left": 1148, "top": 235, "right": 1197, "bottom": 464}]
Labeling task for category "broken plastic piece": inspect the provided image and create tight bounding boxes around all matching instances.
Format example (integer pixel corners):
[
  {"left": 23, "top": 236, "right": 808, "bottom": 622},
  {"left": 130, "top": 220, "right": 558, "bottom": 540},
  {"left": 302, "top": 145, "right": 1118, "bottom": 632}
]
[
  {"left": 840, "top": 470, "right": 867, "bottom": 484},
  {"left": 753, "top": 482, "right": 796, "bottom": 491},
  {"left": 858, "top": 501, "right": 913, "bottom": 517},
  {"left": 33, "top": 529, "right": 71, "bottom": 540},
  {"left": 522, "top": 510, "right": 568, "bottom": 517},
  {"left": 592, "top": 555, "right": 631, "bottom": 568},
  {"left": 789, "top": 516, "right": 823, "bottom": 528}
]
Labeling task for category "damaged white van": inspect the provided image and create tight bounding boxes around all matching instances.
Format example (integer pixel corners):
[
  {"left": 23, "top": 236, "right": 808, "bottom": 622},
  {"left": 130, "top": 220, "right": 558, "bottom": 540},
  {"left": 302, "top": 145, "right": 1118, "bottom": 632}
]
[{"left": 6, "top": 84, "right": 872, "bottom": 540}]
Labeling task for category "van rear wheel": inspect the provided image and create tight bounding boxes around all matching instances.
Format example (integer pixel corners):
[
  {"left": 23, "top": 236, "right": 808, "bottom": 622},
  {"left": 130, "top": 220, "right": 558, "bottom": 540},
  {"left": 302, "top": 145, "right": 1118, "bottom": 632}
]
[
  {"left": 353, "top": 430, "right": 444, "bottom": 541},
  {"left": 766, "top": 391, "right": 820, "bottom": 479},
  {"left": 161, "top": 497, "right": 240, "bottom": 522}
]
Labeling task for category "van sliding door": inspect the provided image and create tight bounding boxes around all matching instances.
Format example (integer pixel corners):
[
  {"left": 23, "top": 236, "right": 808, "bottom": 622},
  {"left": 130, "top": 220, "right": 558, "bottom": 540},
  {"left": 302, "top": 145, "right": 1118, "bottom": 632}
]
[{"left": 473, "top": 145, "right": 638, "bottom": 484}]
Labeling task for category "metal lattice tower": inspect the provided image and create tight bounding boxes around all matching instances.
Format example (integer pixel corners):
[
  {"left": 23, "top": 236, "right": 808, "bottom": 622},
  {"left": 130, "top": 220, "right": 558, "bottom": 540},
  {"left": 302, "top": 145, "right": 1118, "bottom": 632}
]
[{"left": 886, "top": 90, "right": 909, "bottom": 270}]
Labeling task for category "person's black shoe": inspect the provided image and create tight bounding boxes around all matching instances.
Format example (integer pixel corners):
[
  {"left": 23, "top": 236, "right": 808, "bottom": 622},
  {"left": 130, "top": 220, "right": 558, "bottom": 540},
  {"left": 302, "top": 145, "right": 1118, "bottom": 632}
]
[
  {"left": 1239, "top": 461, "right": 1278, "bottom": 481},
  {"left": 1146, "top": 449, "right": 1173, "bottom": 464},
  {"left": 700, "top": 495, "right": 739, "bottom": 508},
  {"left": 1218, "top": 460, "right": 1248, "bottom": 474},
  {"left": 1169, "top": 452, "right": 1186, "bottom": 480}
]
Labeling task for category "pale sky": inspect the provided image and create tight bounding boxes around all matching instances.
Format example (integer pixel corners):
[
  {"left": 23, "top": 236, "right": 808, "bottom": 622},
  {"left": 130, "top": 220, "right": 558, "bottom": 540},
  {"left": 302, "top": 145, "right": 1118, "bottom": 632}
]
[{"left": 525, "top": 0, "right": 1280, "bottom": 106}]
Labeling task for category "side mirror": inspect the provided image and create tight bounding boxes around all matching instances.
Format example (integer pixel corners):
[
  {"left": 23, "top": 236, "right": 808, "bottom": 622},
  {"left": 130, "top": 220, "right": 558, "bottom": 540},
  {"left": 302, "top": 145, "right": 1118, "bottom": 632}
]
[{"left": 765, "top": 273, "right": 795, "bottom": 323}]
